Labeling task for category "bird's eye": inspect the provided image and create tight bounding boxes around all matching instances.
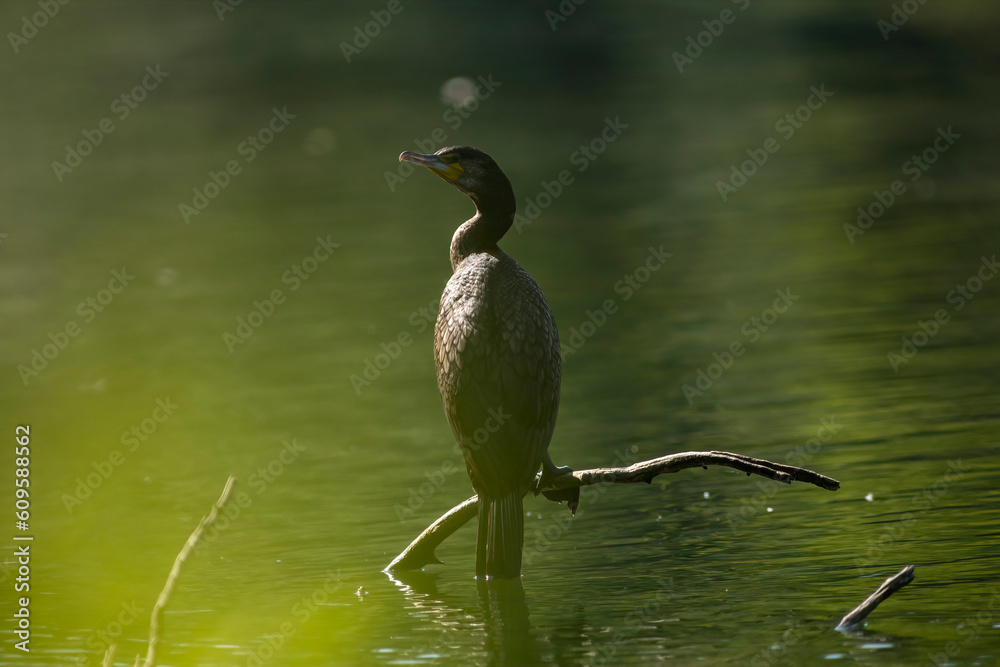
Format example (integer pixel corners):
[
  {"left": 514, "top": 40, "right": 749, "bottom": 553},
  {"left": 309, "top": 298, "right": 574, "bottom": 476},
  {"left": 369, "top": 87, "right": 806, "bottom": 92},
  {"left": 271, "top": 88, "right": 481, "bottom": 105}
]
[{"left": 441, "top": 154, "right": 459, "bottom": 164}]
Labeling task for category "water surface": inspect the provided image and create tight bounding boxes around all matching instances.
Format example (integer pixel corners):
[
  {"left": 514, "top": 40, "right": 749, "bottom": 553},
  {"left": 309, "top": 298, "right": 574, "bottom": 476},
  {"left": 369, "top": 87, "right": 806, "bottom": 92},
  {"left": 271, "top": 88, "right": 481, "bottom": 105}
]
[{"left": 2, "top": 2, "right": 999, "bottom": 666}]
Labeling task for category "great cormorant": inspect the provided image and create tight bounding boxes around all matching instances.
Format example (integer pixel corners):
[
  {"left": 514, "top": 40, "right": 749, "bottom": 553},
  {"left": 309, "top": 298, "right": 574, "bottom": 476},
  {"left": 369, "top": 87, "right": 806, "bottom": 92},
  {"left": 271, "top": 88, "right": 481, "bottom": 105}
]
[{"left": 399, "top": 146, "right": 567, "bottom": 578}]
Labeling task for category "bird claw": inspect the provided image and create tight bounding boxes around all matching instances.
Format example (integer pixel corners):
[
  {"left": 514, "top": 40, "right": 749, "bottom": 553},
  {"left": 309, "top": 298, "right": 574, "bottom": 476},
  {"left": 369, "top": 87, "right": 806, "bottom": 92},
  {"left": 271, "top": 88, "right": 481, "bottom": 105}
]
[{"left": 537, "top": 464, "right": 580, "bottom": 515}]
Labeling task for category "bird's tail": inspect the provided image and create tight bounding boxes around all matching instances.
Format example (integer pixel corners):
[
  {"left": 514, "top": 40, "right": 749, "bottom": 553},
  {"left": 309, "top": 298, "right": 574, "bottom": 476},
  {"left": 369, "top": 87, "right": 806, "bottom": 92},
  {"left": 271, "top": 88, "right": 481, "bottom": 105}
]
[{"left": 476, "top": 491, "right": 524, "bottom": 579}]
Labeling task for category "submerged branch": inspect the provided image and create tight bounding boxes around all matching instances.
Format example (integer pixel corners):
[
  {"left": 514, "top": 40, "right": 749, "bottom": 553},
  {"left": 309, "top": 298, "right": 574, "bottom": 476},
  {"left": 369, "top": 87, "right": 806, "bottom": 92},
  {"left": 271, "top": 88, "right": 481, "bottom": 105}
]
[
  {"left": 836, "top": 565, "right": 915, "bottom": 632},
  {"left": 385, "top": 450, "right": 839, "bottom": 572},
  {"left": 384, "top": 495, "right": 478, "bottom": 574},
  {"left": 139, "top": 475, "right": 236, "bottom": 667}
]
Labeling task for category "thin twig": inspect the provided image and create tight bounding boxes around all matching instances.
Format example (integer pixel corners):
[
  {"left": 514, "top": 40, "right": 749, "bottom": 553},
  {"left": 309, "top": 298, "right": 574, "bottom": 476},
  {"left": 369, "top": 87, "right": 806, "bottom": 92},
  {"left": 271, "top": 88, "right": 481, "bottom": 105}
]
[
  {"left": 836, "top": 565, "right": 915, "bottom": 631},
  {"left": 139, "top": 475, "right": 236, "bottom": 667},
  {"left": 385, "top": 450, "right": 839, "bottom": 572}
]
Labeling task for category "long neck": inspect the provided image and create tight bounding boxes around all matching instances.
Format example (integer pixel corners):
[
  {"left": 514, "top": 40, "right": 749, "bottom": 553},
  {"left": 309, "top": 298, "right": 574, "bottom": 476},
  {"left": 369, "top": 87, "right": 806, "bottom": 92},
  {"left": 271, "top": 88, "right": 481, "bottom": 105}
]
[{"left": 450, "top": 188, "right": 516, "bottom": 270}]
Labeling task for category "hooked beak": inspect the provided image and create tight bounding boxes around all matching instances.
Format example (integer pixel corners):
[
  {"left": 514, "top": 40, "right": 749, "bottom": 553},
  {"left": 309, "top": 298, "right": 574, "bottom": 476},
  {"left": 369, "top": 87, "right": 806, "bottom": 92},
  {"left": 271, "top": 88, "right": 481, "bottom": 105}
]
[{"left": 399, "top": 151, "right": 464, "bottom": 181}]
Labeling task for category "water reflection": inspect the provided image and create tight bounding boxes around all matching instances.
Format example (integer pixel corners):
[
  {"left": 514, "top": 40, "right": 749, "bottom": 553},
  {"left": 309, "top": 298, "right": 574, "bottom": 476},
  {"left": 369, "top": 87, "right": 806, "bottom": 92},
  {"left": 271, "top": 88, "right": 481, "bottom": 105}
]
[
  {"left": 478, "top": 579, "right": 538, "bottom": 667},
  {"left": 386, "top": 571, "right": 540, "bottom": 667}
]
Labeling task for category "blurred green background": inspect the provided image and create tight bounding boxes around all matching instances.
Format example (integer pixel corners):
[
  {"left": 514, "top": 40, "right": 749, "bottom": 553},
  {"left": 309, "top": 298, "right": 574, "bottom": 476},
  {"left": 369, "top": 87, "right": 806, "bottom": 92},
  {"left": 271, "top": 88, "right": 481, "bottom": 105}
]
[{"left": 2, "top": 1, "right": 999, "bottom": 665}]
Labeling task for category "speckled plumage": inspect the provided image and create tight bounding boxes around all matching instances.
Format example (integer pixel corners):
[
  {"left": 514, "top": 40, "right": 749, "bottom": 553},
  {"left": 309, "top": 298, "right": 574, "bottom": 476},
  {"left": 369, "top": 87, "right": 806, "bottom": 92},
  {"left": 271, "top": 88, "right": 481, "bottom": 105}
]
[
  {"left": 434, "top": 250, "right": 561, "bottom": 502},
  {"left": 399, "top": 145, "right": 562, "bottom": 578}
]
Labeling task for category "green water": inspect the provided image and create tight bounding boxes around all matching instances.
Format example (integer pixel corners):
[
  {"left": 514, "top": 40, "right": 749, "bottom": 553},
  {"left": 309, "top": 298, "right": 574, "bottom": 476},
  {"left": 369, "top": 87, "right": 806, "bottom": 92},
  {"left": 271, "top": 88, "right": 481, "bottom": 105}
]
[{"left": 2, "top": 2, "right": 999, "bottom": 666}]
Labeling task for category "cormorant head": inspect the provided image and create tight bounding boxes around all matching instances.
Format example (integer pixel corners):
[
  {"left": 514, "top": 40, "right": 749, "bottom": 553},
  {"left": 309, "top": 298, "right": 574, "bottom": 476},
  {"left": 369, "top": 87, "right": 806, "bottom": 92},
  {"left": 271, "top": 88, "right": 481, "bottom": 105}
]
[{"left": 399, "top": 146, "right": 515, "bottom": 217}]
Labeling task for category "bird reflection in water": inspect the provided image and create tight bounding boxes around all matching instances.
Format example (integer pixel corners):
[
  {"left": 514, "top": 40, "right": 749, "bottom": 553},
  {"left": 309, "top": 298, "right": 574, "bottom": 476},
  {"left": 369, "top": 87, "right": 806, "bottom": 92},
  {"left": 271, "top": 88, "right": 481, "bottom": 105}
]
[{"left": 386, "top": 569, "right": 539, "bottom": 666}]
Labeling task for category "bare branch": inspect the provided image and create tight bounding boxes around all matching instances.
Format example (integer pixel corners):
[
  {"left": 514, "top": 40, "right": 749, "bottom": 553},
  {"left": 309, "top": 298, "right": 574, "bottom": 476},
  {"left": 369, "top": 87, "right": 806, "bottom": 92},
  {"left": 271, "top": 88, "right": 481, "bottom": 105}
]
[
  {"left": 836, "top": 565, "right": 915, "bottom": 631},
  {"left": 140, "top": 475, "right": 236, "bottom": 667},
  {"left": 549, "top": 450, "right": 840, "bottom": 491},
  {"left": 385, "top": 450, "right": 839, "bottom": 572},
  {"left": 384, "top": 495, "right": 478, "bottom": 574}
]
